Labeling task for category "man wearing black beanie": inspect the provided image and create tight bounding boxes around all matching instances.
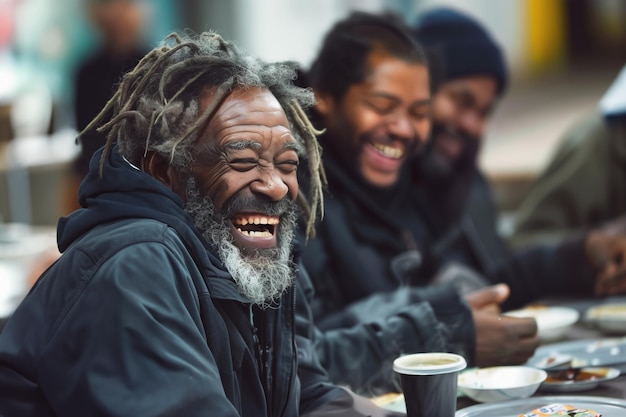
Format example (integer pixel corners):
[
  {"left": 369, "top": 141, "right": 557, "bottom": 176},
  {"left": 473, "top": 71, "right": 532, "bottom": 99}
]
[
  {"left": 413, "top": 7, "right": 507, "bottom": 95},
  {"left": 411, "top": 7, "right": 626, "bottom": 309},
  {"left": 413, "top": 6, "right": 507, "bottom": 221}
]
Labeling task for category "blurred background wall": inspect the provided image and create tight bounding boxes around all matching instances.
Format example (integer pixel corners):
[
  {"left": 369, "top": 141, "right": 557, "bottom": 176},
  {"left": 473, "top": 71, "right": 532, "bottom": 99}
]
[{"left": 1, "top": 0, "right": 625, "bottom": 226}]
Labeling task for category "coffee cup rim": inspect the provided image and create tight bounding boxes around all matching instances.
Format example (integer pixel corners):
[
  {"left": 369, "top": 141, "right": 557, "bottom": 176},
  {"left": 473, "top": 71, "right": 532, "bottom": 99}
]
[{"left": 393, "top": 352, "right": 467, "bottom": 375}]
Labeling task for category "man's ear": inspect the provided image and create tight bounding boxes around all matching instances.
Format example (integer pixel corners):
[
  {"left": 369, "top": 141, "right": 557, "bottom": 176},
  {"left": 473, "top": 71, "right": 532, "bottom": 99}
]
[
  {"left": 314, "top": 91, "right": 335, "bottom": 117},
  {"left": 142, "top": 152, "right": 184, "bottom": 195}
]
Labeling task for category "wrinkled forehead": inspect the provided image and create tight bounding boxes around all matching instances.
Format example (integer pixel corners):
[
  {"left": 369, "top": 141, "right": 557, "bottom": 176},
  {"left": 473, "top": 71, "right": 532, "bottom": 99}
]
[
  {"left": 199, "top": 85, "right": 287, "bottom": 119},
  {"left": 198, "top": 85, "right": 300, "bottom": 148}
]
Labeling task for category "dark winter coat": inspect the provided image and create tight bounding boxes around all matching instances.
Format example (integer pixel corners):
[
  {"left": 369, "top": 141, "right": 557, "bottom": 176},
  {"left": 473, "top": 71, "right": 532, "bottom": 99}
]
[
  {"left": 430, "top": 168, "right": 596, "bottom": 310},
  {"left": 0, "top": 147, "right": 383, "bottom": 417},
  {"left": 298, "top": 144, "right": 475, "bottom": 394}
]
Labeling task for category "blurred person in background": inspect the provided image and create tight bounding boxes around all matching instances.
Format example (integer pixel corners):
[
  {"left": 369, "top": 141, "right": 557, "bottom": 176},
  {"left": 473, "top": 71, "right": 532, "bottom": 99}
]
[
  {"left": 13, "top": 0, "right": 151, "bottom": 319},
  {"left": 512, "top": 64, "right": 626, "bottom": 249},
  {"left": 411, "top": 7, "right": 626, "bottom": 306},
  {"left": 298, "top": 7, "right": 626, "bottom": 395},
  {"left": 64, "top": 0, "right": 150, "bottom": 213},
  {"left": 296, "top": 10, "right": 539, "bottom": 391},
  {"left": 0, "top": 30, "right": 400, "bottom": 417}
]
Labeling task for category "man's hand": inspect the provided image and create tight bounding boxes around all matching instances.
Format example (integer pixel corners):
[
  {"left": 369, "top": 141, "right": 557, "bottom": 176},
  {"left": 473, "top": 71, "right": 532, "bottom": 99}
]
[
  {"left": 472, "top": 310, "right": 539, "bottom": 367},
  {"left": 465, "top": 283, "right": 509, "bottom": 313},
  {"left": 465, "top": 284, "right": 539, "bottom": 367},
  {"left": 585, "top": 231, "right": 626, "bottom": 296}
]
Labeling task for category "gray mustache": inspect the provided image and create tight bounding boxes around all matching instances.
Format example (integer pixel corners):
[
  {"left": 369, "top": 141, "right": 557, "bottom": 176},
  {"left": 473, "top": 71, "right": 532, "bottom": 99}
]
[{"left": 221, "top": 195, "right": 294, "bottom": 218}]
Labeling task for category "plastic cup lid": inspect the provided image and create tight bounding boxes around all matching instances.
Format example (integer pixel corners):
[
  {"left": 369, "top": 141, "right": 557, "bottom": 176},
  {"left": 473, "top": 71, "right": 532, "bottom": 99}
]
[{"left": 393, "top": 352, "right": 467, "bottom": 375}]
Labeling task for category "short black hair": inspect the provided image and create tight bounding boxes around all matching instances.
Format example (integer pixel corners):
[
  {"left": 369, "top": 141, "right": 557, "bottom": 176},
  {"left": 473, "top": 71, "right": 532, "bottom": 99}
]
[{"left": 307, "top": 11, "right": 428, "bottom": 102}]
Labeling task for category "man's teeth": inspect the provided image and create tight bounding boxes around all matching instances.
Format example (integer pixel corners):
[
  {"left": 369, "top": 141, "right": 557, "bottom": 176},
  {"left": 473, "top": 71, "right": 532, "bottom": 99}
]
[
  {"left": 233, "top": 216, "right": 279, "bottom": 226},
  {"left": 373, "top": 143, "right": 404, "bottom": 159},
  {"left": 238, "top": 230, "right": 273, "bottom": 237},
  {"left": 232, "top": 215, "right": 278, "bottom": 238}
]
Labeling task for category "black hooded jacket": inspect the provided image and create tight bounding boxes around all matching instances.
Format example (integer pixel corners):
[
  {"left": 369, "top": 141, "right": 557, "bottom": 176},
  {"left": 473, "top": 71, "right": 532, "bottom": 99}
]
[
  {"left": 0, "top": 147, "right": 389, "bottom": 417},
  {"left": 298, "top": 140, "right": 475, "bottom": 394}
]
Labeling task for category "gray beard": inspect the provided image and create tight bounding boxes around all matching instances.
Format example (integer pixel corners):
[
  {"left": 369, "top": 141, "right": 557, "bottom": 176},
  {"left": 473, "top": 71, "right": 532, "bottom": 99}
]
[{"left": 183, "top": 178, "right": 296, "bottom": 308}]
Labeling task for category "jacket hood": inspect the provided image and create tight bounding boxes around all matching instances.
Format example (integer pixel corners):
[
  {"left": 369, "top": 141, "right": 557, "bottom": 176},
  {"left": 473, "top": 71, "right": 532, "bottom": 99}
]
[{"left": 58, "top": 147, "right": 213, "bottom": 263}]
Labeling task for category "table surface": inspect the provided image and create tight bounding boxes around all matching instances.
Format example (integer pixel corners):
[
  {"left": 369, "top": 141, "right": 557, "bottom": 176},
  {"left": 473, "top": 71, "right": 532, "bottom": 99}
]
[
  {"left": 373, "top": 296, "right": 626, "bottom": 413},
  {"left": 457, "top": 296, "right": 626, "bottom": 409},
  {"left": 458, "top": 295, "right": 626, "bottom": 409}
]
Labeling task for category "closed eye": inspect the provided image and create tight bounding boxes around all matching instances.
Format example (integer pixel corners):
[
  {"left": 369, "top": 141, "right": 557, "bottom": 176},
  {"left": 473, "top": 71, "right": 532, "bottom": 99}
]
[
  {"left": 229, "top": 158, "right": 258, "bottom": 171},
  {"left": 366, "top": 101, "right": 395, "bottom": 115},
  {"left": 410, "top": 109, "right": 431, "bottom": 120},
  {"left": 276, "top": 160, "right": 299, "bottom": 173}
]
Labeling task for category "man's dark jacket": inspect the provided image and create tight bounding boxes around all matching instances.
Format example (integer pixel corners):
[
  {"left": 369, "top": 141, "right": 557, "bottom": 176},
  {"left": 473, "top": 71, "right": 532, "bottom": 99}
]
[
  {"left": 421, "top": 165, "right": 597, "bottom": 311},
  {"left": 295, "top": 261, "right": 472, "bottom": 396},
  {"left": 298, "top": 142, "right": 475, "bottom": 394},
  {"left": 0, "top": 147, "right": 383, "bottom": 417}
]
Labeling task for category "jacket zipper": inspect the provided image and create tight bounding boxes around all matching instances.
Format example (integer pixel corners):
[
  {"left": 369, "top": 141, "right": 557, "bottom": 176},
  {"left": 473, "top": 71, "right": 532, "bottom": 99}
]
[
  {"left": 249, "top": 304, "right": 273, "bottom": 415},
  {"left": 279, "top": 283, "right": 297, "bottom": 416}
]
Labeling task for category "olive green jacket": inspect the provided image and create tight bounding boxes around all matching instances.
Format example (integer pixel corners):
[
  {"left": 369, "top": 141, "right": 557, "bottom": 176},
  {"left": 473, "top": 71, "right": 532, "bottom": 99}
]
[{"left": 511, "top": 113, "right": 626, "bottom": 248}]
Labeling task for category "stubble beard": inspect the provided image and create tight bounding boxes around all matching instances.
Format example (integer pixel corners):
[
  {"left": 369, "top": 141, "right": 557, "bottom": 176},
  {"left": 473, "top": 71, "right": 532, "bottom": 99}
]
[
  {"left": 416, "top": 126, "right": 466, "bottom": 182},
  {"left": 183, "top": 178, "right": 297, "bottom": 308}
]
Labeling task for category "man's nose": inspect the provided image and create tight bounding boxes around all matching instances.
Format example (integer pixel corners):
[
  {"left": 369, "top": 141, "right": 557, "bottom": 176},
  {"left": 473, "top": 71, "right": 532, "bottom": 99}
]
[
  {"left": 250, "top": 169, "right": 289, "bottom": 201},
  {"left": 387, "top": 112, "right": 416, "bottom": 140},
  {"left": 459, "top": 110, "right": 485, "bottom": 139}
]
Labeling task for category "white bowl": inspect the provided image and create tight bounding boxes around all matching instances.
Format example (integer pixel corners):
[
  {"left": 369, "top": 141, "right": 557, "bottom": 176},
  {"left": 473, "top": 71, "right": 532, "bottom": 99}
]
[
  {"left": 585, "top": 303, "right": 626, "bottom": 334},
  {"left": 504, "top": 306, "right": 580, "bottom": 342},
  {"left": 457, "top": 366, "right": 547, "bottom": 403}
]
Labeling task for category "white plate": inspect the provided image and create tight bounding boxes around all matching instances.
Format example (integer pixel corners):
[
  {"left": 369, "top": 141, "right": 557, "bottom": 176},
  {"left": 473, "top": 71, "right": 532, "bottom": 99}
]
[
  {"left": 456, "top": 395, "right": 626, "bottom": 416},
  {"left": 532, "top": 353, "right": 573, "bottom": 369},
  {"left": 526, "top": 338, "right": 626, "bottom": 373},
  {"left": 540, "top": 367, "right": 621, "bottom": 392},
  {"left": 504, "top": 306, "right": 579, "bottom": 342},
  {"left": 586, "top": 303, "right": 626, "bottom": 334}
]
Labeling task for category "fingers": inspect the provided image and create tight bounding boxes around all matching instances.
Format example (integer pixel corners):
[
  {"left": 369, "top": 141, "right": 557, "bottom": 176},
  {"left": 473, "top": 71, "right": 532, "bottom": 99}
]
[
  {"left": 600, "top": 215, "right": 626, "bottom": 236},
  {"left": 595, "top": 263, "right": 626, "bottom": 296},
  {"left": 503, "top": 316, "right": 538, "bottom": 338},
  {"left": 589, "top": 231, "right": 626, "bottom": 295},
  {"left": 491, "top": 283, "right": 510, "bottom": 304},
  {"left": 499, "top": 317, "right": 539, "bottom": 364},
  {"left": 507, "top": 335, "right": 540, "bottom": 364},
  {"left": 480, "top": 304, "right": 501, "bottom": 314},
  {"left": 473, "top": 313, "right": 539, "bottom": 367},
  {"left": 585, "top": 231, "right": 610, "bottom": 268},
  {"left": 594, "top": 264, "right": 615, "bottom": 296},
  {"left": 465, "top": 283, "right": 510, "bottom": 309}
]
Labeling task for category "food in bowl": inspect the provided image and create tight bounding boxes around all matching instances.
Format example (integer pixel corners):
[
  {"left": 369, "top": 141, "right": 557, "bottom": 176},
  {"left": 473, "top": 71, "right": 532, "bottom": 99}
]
[
  {"left": 545, "top": 367, "right": 607, "bottom": 383},
  {"left": 541, "top": 366, "right": 621, "bottom": 392},
  {"left": 585, "top": 303, "right": 626, "bottom": 334},
  {"left": 457, "top": 366, "right": 547, "bottom": 403}
]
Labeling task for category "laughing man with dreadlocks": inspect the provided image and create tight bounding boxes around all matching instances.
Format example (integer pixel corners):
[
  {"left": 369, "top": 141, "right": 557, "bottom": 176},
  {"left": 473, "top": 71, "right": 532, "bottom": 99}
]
[{"left": 0, "top": 32, "right": 399, "bottom": 417}]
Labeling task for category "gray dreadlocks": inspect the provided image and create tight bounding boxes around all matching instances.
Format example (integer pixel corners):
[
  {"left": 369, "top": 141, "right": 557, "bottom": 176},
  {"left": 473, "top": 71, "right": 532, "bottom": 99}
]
[{"left": 83, "top": 31, "right": 325, "bottom": 238}]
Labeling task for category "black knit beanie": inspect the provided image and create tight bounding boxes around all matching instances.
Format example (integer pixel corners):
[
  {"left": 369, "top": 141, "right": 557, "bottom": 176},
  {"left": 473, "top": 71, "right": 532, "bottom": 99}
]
[{"left": 412, "top": 7, "right": 508, "bottom": 95}]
